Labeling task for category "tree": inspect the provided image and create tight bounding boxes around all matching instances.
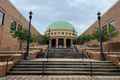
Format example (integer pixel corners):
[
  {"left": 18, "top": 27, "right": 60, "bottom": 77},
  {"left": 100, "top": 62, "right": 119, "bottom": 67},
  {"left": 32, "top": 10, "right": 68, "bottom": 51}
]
[
  {"left": 92, "top": 24, "right": 118, "bottom": 42},
  {"left": 77, "top": 34, "right": 94, "bottom": 44},
  {"left": 38, "top": 35, "right": 49, "bottom": 45},
  {"left": 77, "top": 24, "right": 118, "bottom": 44},
  {"left": 10, "top": 22, "right": 34, "bottom": 50}
]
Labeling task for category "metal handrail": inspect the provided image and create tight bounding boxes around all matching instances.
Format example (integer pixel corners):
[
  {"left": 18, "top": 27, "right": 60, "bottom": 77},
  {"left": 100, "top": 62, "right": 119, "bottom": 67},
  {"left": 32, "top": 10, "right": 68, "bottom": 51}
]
[
  {"left": 90, "top": 61, "right": 93, "bottom": 80},
  {"left": 42, "top": 48, "right": 49, "bottom": 75},
  {"left": 84, "top": 49, "right": 90, "bottom": 59},
  {"left": 90, "top": 61, "right": 93, "bottom": 77},
  {"left": 73, "top": 45, "right": 88, "bottom": 59}
]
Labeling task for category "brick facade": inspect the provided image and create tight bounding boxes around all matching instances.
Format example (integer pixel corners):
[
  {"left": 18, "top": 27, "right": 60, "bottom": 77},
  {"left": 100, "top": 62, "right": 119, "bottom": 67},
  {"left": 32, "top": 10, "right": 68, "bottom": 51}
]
[
  {"left": 0, "top": 0, "right": 40, "bottom": 51},
  {"left": 83, "top": 0, "right": 120, "bottom": 42}
]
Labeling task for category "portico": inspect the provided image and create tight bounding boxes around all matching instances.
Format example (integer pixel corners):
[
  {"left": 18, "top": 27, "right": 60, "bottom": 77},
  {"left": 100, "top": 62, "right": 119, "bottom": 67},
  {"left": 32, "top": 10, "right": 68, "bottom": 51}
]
[{"left": 50, "top": 38, "right": 73, "bottom": 48}]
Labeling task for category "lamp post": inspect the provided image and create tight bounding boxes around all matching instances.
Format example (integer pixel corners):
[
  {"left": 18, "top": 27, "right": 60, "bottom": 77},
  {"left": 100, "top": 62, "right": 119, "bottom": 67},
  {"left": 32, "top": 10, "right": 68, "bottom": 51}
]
[
  {"left": 97, "top": 12, "right": 106, "bottom": 61},
  {"left": 48, "top": 28, "right": 51, "bottom": 48},
  {"left": 25, "top": 11, "right": 33, "bottom": 60}
]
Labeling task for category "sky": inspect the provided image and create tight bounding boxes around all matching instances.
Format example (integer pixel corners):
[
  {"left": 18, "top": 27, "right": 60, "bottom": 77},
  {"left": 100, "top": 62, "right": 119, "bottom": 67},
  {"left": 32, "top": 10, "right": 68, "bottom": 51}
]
[{"left": 9, "top": 0, "right": 118, "bottom": 34}]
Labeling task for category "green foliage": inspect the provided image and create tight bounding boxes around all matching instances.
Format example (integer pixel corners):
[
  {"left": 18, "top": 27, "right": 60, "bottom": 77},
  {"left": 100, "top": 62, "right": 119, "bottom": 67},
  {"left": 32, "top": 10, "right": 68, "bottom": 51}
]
[
  {"left": 77, "top": 34, "right": 94, "bottom": 44},
  {"left": 10, "top": 21, "right": 17, "bottom": 33},
  {"left": 38, "top": 35, "right": 49, "bottom": 44},
  {"left": 92, "top": 24, "right": 118, "bottom": 42},
  {"left": 77, "top": 24, "right": 118, "bottom": 44},
  {"left": 10, "top": 23, "right": 35, "bottom": 43}
]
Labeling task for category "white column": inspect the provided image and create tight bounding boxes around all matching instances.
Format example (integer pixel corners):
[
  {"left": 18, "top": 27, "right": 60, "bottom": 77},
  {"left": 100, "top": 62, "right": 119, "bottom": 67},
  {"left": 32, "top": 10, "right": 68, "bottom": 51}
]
[
  {"left": 49, "top": 39, "right": 51, "bottom": 48},
  {"left": 64, "top": 38, "right": 66, "bottom": 48},
  {"left": 71, "top": 39, "right": 73, "bottom": 48},
  {"left": 56, "top": 38, "right": 58, "bottom": 48}
]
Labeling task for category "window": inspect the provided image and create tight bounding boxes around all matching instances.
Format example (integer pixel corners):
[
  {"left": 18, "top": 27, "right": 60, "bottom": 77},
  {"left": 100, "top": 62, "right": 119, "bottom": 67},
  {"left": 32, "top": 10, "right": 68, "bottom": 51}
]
[
  {"left": 10, "top": 21, "right": 17, "bottom": 31},
  {"left": 54, "top": 32, "right": 56, "bottom": 35},
  {"left": 107, "top": 21, "right": 116, "bottom": 33},
  {"left": 51, "top": 32, "right": 53, "bottom": 35},
  {"left": 0, "top": 11, "right": 5, "bottom": 25},
  {"left": 17, "top": 24, "right": 22, "bottom": 30},
  {"left": 62, "top": 32, "right": 64, "bottom": 35},
  {"left": 102, "top": 24, "right": 107, "bottom": 33}
]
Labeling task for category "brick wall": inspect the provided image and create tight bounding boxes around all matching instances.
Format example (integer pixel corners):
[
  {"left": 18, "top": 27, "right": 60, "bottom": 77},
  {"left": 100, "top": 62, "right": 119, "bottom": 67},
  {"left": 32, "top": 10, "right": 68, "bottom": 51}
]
[
  {"left": 83, "top": 0, "right": 120, "bottom": 42},
  {"left": 0, "top": 0, "right": 40, "bottom": 51}
]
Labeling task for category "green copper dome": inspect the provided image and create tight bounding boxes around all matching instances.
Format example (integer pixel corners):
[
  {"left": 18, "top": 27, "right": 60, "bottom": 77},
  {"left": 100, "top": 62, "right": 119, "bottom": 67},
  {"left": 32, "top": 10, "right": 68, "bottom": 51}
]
[{"left": 48, "top": 21, "right": 75, "bottom": 31}]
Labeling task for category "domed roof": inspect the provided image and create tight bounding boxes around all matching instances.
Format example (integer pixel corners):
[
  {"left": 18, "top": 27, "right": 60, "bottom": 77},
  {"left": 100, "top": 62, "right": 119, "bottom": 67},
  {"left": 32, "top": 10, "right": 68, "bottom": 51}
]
[{"left": 48, "top": 21, "right": 75, "bottom": 31}]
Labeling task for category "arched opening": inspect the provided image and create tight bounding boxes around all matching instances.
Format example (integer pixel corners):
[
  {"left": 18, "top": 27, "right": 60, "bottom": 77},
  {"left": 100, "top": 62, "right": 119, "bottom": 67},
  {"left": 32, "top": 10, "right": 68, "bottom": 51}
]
[
  {"left": 51, "top": 39, "right": 56, "bottom": 48},
  {"left": 66, "top": 39, "right": 71, "bottom": 48},
  {"left": 58, "top": 38, "right": 64, "bottom": 48}
]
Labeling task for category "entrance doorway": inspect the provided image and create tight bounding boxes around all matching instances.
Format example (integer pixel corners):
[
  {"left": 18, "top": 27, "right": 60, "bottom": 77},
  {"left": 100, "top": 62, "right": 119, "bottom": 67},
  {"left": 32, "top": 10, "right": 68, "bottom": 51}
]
[
  {"left": 58, "top": 38, "right": 64, "bottom": 48},
  {"left": 66, "top": 39, "right": 71, "bottom": 48},
  {"left": 51, "top": 39, "right": 56, "bottom": 48}
]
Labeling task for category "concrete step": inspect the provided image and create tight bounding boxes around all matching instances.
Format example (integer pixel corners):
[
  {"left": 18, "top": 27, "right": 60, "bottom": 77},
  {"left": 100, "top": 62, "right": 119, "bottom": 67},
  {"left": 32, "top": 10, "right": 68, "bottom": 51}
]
[
  {"left": 15, "top": 64, "right": 117, "bottom": 68},
  {"left": 20, "top": 60, "right": 112, "bottom": 64},
  {"left": 47, "top": 48, "right": 87, "bottom": 58},
  {"left": 12, "top": 68, "right": 120, "bottom": 72},
  {"left": 18, "top": 62, "right": 113, "bottom": 65},
  {"left": 9, "top": 71, "right": 120, "bottom": 75},
  {"left": 9, "top": 59, "right": 120, "bottom": 76},
  {"left": 21, "top": 59, "right": 112, "bottom": 63}
]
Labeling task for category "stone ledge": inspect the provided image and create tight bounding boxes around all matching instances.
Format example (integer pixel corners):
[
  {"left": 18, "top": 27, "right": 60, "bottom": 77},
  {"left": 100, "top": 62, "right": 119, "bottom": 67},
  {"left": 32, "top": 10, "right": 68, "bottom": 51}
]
[
  {"left": 0, "top": 61, "right": 13, "bottom": 66},
  {"left": 0, "top": 54, "right": 22, "bottom": 77},
  {"left": 0, "top": 54, "right": 22, "bottom": 56},
  {"left": 107, "top": 55, "right": 120, "bottom": 65}
]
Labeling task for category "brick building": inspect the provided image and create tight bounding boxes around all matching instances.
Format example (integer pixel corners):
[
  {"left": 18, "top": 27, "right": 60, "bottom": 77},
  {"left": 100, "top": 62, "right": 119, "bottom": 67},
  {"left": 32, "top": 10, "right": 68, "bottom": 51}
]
[
  {"left": 0, "top": 0, "right": 40, "bottom": 51},
  {"left": 83, "top": 1, "right": 120, "bottom": 38},
  {"left": 83, "top": 0, "right": 120, "bottom": 41}
]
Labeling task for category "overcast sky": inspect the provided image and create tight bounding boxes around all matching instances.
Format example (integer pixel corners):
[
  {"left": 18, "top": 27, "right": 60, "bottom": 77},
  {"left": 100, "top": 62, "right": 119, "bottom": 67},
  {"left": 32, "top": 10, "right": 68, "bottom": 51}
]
[{"left": 10, "top": 0, "right": 118, "bottom": 34}]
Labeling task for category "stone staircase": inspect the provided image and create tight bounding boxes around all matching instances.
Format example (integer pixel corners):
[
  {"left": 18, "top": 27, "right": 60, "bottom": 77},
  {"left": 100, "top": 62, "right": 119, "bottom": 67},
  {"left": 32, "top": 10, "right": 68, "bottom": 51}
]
[
  {"left": 9, "top": 59, "right": 120, "bottom": 75},
  {"left": 47, "top": 48, "right": 87, "bottom": 58}
]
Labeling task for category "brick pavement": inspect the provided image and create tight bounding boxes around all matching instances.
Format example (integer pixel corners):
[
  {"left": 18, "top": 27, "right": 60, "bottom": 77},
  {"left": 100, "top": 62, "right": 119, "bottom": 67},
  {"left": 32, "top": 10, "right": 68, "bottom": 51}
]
[{"left": 0, "top": 76, "right": 120, "bottom": 80}]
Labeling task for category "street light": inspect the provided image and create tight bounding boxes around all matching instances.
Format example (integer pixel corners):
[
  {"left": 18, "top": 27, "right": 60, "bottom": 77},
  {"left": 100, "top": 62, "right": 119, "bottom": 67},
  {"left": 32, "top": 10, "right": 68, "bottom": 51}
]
[
  {"left": 48, "top": 28, "right": 51, "bottom": 48},
  {"left": 25, "top": 11, "right": 33, "bottom": 60},
  {"left": 97, "top": 12, "right": 106, "bottom": 61}
]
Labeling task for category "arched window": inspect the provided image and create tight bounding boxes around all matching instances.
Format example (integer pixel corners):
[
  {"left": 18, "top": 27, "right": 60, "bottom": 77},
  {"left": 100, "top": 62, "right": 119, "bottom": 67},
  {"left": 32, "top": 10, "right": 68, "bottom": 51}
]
[
  {"left": 10, "top": 21, "right": 17, "bottom": 32},
  {"left": 58, "top": 32, "right": 60, "bottom": 34},
  {"left": 62, "top": 32, "right": 64, "bottom": 35},
  {"left": 0, "top": 11, "right": 5, "bottom": 25},
  {"left": 54, "top": 32, "right": 56, "bottom": 35},
  {"left": 51, "top": 32, "right": 53, "bottom": 35},
  {"left": 17, "top": 24, "right": 22, "bottom": 31}
]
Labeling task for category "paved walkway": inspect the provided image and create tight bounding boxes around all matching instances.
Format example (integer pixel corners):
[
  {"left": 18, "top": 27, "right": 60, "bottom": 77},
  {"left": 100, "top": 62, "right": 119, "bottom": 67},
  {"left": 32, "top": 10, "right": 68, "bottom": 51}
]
[{"left": 0, "top": 76, "right": 120, "bottom": 80}]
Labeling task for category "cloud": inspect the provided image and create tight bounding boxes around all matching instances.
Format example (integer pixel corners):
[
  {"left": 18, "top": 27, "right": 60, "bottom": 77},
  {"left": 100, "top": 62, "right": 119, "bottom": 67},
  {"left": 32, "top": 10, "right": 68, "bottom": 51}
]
[{"left": 10, "top": 0, "right": 118, "bottom": 34}]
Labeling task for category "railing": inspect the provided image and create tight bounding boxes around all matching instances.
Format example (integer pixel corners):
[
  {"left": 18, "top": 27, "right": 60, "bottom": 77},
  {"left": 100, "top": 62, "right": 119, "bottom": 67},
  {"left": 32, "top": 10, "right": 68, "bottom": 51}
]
[
  {"left": 90, "top": 61, "right": 93, "bottom": 79},
  {"left": 42, "top": 48, "right": 49, "bottom": 75},
  {"left": 73, "top": 45, "right": 89, "bottom": 59}
]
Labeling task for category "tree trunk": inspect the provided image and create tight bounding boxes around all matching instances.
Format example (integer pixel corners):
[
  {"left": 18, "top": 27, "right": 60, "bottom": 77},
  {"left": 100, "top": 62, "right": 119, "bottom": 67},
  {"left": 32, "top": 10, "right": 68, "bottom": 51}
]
[{"left": 19, "top": 39, "right": 23, "bottom": 50}]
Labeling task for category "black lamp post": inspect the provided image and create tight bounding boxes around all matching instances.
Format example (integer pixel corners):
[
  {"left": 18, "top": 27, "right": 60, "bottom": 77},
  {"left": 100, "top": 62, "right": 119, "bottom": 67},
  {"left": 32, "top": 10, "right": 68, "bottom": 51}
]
[
  {"left": 48, "top": 28, "right": 51, "bottom": 48},
  {"left": 25, "top": 11, "right": 33, "bottom": 60},
  {"left": 97, "top": 12, "right": 106, "bottom": 61}
]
